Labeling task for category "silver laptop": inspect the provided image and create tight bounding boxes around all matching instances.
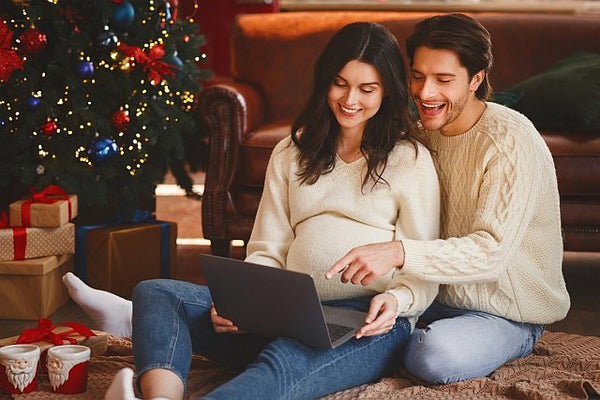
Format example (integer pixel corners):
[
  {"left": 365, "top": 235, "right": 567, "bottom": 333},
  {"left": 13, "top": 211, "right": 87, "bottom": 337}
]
[{"left": 200, "top": 254, "right": 368, "bottom": 349}]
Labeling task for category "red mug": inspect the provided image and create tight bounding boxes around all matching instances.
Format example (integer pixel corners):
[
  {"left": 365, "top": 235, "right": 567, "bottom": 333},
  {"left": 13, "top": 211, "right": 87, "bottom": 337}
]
[
  {"left": 0, "top": 344, "right": 41, "bottom": 394},
  {"left": 46, "top": 345, "right": 91, "bottom": 394}
]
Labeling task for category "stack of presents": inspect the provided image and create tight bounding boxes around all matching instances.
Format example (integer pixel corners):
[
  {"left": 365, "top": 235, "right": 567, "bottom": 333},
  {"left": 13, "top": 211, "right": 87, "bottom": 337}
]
[{"left": 0, "top": 184, "right": 177, "bottom": 348}]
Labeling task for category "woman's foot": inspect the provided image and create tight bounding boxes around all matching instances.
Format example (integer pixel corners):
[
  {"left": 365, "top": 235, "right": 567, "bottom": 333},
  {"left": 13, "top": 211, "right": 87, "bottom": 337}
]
[
  {"left": 105, "top": 368, "right": 139, "bottom": 400},
  {"left": 62, "top": 272, "right": 133, "bottom": 337}
]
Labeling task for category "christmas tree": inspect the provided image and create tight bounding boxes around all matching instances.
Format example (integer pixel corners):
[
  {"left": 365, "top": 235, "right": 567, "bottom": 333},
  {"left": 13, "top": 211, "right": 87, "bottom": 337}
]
[{"left": 0, "top": 0, "right": 211, "bottom": 223}]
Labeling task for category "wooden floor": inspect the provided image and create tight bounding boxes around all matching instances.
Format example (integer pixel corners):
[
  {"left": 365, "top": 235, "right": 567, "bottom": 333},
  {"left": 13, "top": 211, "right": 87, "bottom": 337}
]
[{"left": 1, "top": 172, "right": 599, "bottom": 338}]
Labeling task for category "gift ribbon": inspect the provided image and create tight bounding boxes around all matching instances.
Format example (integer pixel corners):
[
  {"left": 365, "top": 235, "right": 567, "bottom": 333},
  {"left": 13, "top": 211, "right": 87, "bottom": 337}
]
[
  {"left": 19, "top": 185, "right": 73, "bottom": 227},
  {"left": 1, "top": 211, "right": 27, "bottom": 259},
  {"left": 16, "top": 318, "right": 97, "bottom": 346}
]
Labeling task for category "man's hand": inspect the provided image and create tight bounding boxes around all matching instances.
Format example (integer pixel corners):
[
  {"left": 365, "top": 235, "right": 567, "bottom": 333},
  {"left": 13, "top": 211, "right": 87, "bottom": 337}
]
[
  {"left": 325, "top": 241, "right": 405, "bottom": 286},
  {"left": 210, "top": 304, "right": 245, "bottom": 334},
  {"left": 355, "top": 293, "right": 398, "bottom": 338}
]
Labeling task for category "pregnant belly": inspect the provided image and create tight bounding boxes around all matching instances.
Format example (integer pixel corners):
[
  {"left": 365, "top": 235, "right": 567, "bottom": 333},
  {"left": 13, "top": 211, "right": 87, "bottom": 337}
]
[{"left": 286, "top": 214, "right": 393, "bottom": 299}]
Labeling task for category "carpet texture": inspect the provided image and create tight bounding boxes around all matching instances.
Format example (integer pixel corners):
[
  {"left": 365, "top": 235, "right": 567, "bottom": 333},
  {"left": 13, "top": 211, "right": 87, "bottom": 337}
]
[{"left": 10, "top": 331, "right": 600, "bottom": 399}]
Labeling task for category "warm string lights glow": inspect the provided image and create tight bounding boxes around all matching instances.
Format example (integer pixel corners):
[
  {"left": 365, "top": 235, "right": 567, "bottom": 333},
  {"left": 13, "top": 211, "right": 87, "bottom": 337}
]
[{"left": 2, "top": 0, "right": 209, "bottom": 217}]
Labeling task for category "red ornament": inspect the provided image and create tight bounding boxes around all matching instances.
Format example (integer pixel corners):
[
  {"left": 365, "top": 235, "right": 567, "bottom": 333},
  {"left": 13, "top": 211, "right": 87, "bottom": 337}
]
[
  {"left": 41, "top": 120, "right": 57, "bottom": 136},
  {"left": 20, "top": 28, "right": 48, "bottom": 54},
  {"left": 111, "top": 110, "right": 130, "bottom": 131}
]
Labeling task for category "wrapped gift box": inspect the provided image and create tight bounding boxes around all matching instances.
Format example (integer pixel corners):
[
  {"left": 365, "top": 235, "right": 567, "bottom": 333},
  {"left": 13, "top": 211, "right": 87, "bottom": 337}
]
[
  {"left": 75, "top": 221, "right": 177, "bottom": 298},
  {"left": 0, "top": 223, "right": 75, "bottom": 261},
  {"left": 0, "top": 325, "right": 108, "bottom": 356},
  {"left": 0, "top": 254, "right": 73, "bottom": 319},
  {"left": 10, "top": 194, "right": 78, "bottom": 228}
]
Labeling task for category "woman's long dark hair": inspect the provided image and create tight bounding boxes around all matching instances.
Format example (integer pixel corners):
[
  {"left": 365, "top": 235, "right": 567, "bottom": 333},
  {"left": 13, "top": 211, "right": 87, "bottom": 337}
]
[{"left": 291, "top": 22, "right": 419, "bottom": 189}]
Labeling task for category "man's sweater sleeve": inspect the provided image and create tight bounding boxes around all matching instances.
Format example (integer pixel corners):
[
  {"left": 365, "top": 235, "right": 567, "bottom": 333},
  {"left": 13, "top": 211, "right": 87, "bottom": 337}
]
[{"left": 401, "top": 130, "right": 544, "bottom": 284}]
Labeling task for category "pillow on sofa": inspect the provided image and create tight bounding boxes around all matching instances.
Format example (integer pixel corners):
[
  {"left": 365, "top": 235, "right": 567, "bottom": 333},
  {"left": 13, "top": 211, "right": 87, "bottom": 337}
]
[{"left": 506, "top": 51, "right": 600, "bottom": 132}]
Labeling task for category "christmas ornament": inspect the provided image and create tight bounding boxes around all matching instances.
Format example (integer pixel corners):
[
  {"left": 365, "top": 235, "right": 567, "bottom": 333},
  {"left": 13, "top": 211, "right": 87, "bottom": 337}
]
[
  {"left": 88, "top": 137, "right": 118, "bottom": 162},
  {"left": 111, "top": 109, "right": 130, "bottom": 131},
  {"left": 157, "top": 0, "right": 174, "bottom": 31},
  {"left": 97, "top": 27, "right": 119, "bottom": 51},
  {"left": 0, "top": 119, "right": 5, "bottom": 128},
  {"left": 165, "top": 52, "right": 183, "bottom": 79},
  {"left": 110, "top": 0, "right": 135, "bottom": 30},
  {"left": 36, "top": 164, "right": 45, "bottom": 175},
  {"left": 117, "top": 43, "right": 175, "bottom": 84},
  {"left": 76, "top": 61, "right": 94, "bottom": 77},
  {"left": 20, "top": 28, "right": 48, "bottom": 53},
  {"left": 41, "top": 120, "right": 58, "bottom": 136},
  {"left": 0, "top": 19, "right": 25, "bottom": 83},
  {"left": 26, "top": 96, "right": 40, "bottom": 109}
]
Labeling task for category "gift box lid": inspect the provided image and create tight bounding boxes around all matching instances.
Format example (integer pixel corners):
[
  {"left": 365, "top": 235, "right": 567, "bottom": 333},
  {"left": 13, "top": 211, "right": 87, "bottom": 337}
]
[{"left": 0, "top": 254, "right": 71, "bottom": 276}]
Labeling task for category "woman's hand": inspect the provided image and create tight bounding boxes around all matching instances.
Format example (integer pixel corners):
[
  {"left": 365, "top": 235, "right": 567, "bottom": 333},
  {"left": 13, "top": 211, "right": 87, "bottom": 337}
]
[
  {"left": 210, "top": 304, "right": 245, "bottom": 334},
  {"left": 355, "top": 293, "right": 398, "bottom": 339}
]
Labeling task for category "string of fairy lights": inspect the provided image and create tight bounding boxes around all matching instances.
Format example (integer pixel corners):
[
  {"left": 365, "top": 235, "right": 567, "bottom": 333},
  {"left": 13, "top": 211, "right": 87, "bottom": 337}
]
[{"left": 3, "top": 0, "right": 203, "bottom": 178}]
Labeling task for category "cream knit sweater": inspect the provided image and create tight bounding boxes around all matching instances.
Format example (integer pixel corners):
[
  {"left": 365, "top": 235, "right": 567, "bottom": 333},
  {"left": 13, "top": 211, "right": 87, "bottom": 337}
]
[
  {"left": 246, "top": 136, "right": 440, "bottom": 324},
  {"left": 402, "top": 102, "right": 570, "bottom": 324}
]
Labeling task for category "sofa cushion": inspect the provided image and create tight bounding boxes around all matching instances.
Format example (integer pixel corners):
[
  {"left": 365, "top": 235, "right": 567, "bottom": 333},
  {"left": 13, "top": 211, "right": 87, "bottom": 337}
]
[{"left": 507, "top": 51, "right": 600, "bottom": 132}]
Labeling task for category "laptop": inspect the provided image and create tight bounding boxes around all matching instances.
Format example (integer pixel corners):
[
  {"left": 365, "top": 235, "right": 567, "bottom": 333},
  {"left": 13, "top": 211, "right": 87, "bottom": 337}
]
[{"left": 200, "top": 254, "right": 368, "bottom": 349}]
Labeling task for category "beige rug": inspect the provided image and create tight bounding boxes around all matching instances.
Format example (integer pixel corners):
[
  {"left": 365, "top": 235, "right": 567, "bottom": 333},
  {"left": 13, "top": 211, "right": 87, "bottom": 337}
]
[{"left": 10, "top": 331, "right": 600, "bottom": 399}]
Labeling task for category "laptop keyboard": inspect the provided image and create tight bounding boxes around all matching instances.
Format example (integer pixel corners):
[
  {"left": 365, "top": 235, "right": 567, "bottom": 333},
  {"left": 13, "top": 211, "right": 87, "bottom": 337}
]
[{"left": 326, "top": 323, "right": 355, "bottom": 342}]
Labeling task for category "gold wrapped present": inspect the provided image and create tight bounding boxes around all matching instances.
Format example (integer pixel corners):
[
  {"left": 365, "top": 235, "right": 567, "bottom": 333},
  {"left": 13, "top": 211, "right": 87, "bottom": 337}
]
[
  {"left": 0, "top": 223, "right": 75, "bottom": 261},
  {"left": 75, "top": 221, "right": 177, "bottom": 298},
  {"left": 0, "top": 254, "right": 73, "bottom": 319},
  {"left": 0, "top": 320, "right": 108, "bottom": 362},
  {"left": 10, "top": 192, "right": 78, "bottom": 228}
]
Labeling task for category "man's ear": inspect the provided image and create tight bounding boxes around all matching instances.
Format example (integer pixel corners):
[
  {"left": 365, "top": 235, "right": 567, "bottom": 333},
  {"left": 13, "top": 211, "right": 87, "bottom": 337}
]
[{"left": 469, "top": 70, "right": 485, "bottom": 92}]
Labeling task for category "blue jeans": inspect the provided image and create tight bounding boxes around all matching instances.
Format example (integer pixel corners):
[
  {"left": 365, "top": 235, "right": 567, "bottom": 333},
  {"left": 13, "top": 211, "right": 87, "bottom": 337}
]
[
  {"left": 132, "top": 279, "right": 411, "bottom": 399},
  {"left": 403, "top": 301, "right": 545, "bottom": 384}
]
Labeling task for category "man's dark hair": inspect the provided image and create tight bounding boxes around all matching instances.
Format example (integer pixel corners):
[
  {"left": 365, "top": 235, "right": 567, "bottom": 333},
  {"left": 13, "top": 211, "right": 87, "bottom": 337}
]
[{"left": 406, "top": 13, "right": 494, "bottom": 100}]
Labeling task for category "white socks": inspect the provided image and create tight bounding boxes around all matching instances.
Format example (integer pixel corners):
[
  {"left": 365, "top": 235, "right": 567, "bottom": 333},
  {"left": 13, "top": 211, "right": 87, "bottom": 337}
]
[
  {"left": 105, "top": 367, "right": 139, "bottom": 400},
  {"left": 104, "top": 367, "right": 174, "bottom": 400},
  {"left": 62, "top": 272, "right": 133, "bottom": 338}
]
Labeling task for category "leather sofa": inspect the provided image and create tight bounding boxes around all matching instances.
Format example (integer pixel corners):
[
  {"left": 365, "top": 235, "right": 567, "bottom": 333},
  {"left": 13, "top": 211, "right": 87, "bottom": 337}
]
[{"left": 199, "top": 11, "right": 600, "bottom": 257}]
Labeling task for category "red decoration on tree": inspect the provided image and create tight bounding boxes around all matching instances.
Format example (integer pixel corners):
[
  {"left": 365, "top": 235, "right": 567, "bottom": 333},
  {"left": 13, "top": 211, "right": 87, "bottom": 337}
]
[
  {"left": 117, "top": 43, "right": 175, "bottom": 85},
  {"left": 41, "top": 120, "right": 58, "bottom": 136},
  {"left": 20, "top": 28, "right": 48, "bottom": 53},
  {"left": 0, "top": 19, "right": 25, "bottom": 83},
  {"left": 111, "top": 109, "right": 130, "bottom": 131},
  {"left": 59, "top": 4, "right": 87, "bottom": 33}
]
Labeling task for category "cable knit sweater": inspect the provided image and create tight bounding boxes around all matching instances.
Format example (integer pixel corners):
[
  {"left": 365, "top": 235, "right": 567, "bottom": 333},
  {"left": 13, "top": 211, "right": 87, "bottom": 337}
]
[
  {"left": 246, "top": 136, "right": 440, "bottom": 326},
  {"left": 402, "top": 102, "right": 570, "bottom": 324}
]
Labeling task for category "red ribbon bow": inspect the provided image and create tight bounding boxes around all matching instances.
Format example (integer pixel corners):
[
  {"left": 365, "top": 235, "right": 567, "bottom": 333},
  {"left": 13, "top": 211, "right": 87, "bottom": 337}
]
[
  {"left": 1, "top": 210, "right": 26, "bottom": 259},
  {"left": 117, "top": 43, "right": 175, "bottom": 85},
  {"left": 0, "top": 19, "right": 25, "bottom": 83},
  {"left": 20, "top": 184, "right": 73, "bottom": 227},
  {"left": 16, "top": 318, "right": 97, "bottom": 346}
]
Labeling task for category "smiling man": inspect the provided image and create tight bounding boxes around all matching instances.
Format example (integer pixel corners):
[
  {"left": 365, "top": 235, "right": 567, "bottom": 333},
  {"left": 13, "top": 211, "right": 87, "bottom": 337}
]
[{"left": 326, "top": 13, "right": 571, "bottom": 384}]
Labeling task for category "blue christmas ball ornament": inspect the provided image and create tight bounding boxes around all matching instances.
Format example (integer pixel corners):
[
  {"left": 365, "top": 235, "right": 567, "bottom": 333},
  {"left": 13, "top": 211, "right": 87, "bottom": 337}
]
[
  {"left": 76, "top": 61, "right": 95, "bottom": 77},
  {"left": 97, "top": 28, "right": 119, "bottom": 51},
  {"left": 110, "top": 0, "right": 135, "bottom": 29},
  {"left": 26, "top": 97, "right": 41, "bottom": 109},
  {"left": 165, "top": 52, "right": 184, "bottom": 79},
  {"left": 89, "top": 137, "right": 118, "bottom": 162},
  {"left": 0, "top": 119, "right": 5, "bottom": 128}
]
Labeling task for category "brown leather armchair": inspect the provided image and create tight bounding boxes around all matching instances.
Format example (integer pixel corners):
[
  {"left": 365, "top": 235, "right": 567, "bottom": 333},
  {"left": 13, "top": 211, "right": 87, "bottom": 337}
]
[{"left": 199, "top": 11, "right": 600, "bottom": 257}]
